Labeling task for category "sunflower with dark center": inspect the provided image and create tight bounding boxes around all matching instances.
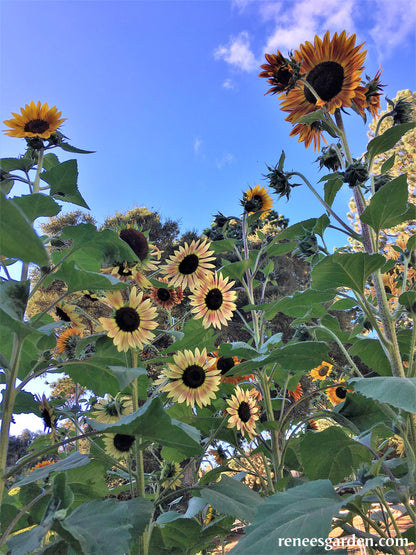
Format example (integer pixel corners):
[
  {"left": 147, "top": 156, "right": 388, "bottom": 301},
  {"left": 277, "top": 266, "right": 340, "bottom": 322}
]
[
  {"left": 35, "top": 394, "right": 57, "bottom": 432},
  {"left": 160, "top": 461, "right": 184, "bottom": 490},
  {"left": 207, "top": 351, "right": 253, "bottom": 385},
  {"left": 208, "top": 444, "right": 228, "bottom": 465},
  {"left": 3, "top": 101, "right": 66, "bottom": 139},
  {"left": 326, "top": 379, "right": 352, "bottom": 405},
  {"left": 160, "top": 348, "right": 221, "bottom": 408},
  {"left": 119, "top": 228, "right": 149, "bottom": 261},
  {"left": 363, "top": 69, "right": 385, "bottom": 117},
  {"left": 56, "top": 328, "right": 82, "bottom": 357},
  {"left": 189, "top": 272, "right": 237, "bottom": 329},
  {"left": 103, "top": 434, "right": 135, "bottom": 460},
  {"left": 279, "top": 31, "right": 367, "bottom": 127},
  {"left": 310, "top": 362, "right": 333, "bottom": 381},
  {"left": 289, "top": 120, "right": 328, "bottom": 151},
  {"left": 242, "top": 185, "right": 273, "bottom": 219},
  {"left": 91, "top": 395, "right": 133, "bottom": 424},
  {"left": 162, "top": 239, "right": 216, "bottom": 290},
  {"left": 226, "top": 386, "right": 260, "bottom": 439},
  {"left": 99, "top": 288, "right": 157, "bottom": 352},
  {"left": 259, "top": 51, "right": 296, "bottom": 95},
  {"left": 150, "top": 278, "right": 183, "bottom": 310},
  {"left": 54, "top": 302, "right": 84, "bottom": 329}
]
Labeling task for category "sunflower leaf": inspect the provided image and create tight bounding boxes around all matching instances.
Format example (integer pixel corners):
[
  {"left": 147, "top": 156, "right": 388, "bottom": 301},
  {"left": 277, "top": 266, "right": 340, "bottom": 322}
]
[
  {"left": 349, "top": 377, "right": 416, "bottom": 413},
  {"left": 337, "top": 393, "right": 393, "bottom": 433},
  {"left": 294, "top": 109, "right": 326, "bottom": 125},
  {"left": 40, "top": 159, "right": 90, "bottom": 209},
  {"left": 43, "top": 260, "right": 127, "bottom": 293},
  {"left": 0, "top": 156, "right": 36, "bottom": 172},
  {"left": 58, "top": 142, "right": 95, "bottom": 154},
  {"left": 230, "top": 479, "right": 342, "bottom": 555},
  {"left": 10, "top": 193, "right": 61, "bottom": 222},
  {"left": 220, "top": 259, "right": 252, "bottom": 281},
  {"left": 320, "top": 173, "right": 344, "bottom": 207},
  {"left": 277, "top": 218, "right": 317, "bottom": 241},
  {"left": 367, "top": 122, "right": 416, "bottom": 158},
  {"left": 348, "top": 339, "right": 392, "bottom": 376},
  {"left": 16, "top": 452, "right": 90, "bottom": 487}
]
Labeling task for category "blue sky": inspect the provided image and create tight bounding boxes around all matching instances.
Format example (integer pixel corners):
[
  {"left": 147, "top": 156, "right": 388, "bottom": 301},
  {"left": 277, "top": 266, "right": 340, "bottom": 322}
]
[{"left": 1, "top": 0, "right": 415, "bottom": 433}]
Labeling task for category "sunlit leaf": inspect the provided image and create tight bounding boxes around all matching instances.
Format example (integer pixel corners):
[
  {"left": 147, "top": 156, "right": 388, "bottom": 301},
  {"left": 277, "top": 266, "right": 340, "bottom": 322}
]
[{"left": 350, "top": 377, "right": 416, "bottom": 413}]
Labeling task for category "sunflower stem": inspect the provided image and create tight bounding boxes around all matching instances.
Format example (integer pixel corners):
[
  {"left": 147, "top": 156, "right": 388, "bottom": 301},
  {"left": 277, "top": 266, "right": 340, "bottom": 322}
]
[
  {"left": 32, "top": 147, "right": 44, "bottom": 194},
  {"left": 258, "top": 370, "right": 280, "bottom": 484}
]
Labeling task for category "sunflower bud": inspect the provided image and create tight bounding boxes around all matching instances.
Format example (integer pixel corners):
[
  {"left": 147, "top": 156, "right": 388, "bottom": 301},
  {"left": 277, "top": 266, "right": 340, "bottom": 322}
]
[
  {"left": 297, "top": 234, "right": 318, "bottom": 258},
  {"left": 316, "top": 144, "right": 342, "bottom": 172},
  {"left": 26, "top": 137, "right": 44, "bottom": 150},
  {"left": 264, "top": 164, "right": 298, "bottom": 200},
  {"left": 293, "top": 326, "right": 312, "bottom": 342},
  {"left": 119, "top": 228, "right": 149, "bottom": 261},
  {"left": 387, "top": 97, "right": 415, "bottom": 125},
  {"left": 48, "top": 131, "right": 64, "bottom": 146},
  {"left": 213, "top": 212, "right": 228, "bottom": 227},
  {"left": 343, "top": 159, "right": 368, "bottom": 188}
]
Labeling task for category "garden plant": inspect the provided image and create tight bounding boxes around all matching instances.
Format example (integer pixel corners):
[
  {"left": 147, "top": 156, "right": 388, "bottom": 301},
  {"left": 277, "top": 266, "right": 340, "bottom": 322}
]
[{"left": 0, "top": 30, "right": 415, "bottom": 555}]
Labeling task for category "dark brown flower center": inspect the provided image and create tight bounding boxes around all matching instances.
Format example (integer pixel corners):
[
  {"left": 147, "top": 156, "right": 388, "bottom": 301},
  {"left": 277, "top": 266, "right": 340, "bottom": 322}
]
[
  {"left": 115, "top": 307, "right": 140, "bottom": 332},
  {"left": 182, "top": 364, "right": 206, "bottom": 388},
  {"left": 41, "top": 408, "right": 54, "bottom": 430},
  {"left": 335, "top": 386, "right": 347, "bottom": 400},
  {"left": 276, "top": 66, "right": 292, "bottom": 86},
  {"left": 304, "top": 61, "right": 345, "bottom": 104},
  {"left": 319, "top": 365, "right": 329, "bottom": 376},
  {"left": 217, "top": 357, "right": 235, "bottom": 376},
  {"left": 56, "top": 306, "right": 71, "bottom": 322},
  {"left": 205, "top": 288, "right": 223, "bottom": 310},
  {"left": 113, "top": 434, "right": 135, "bottom": 452},
  {"left": 237, "top": 401, "right": 252, "bottom": 423},
  {"left": 117, "top": 264, "right": 132, "bottom": 277},
  {"left": 119, "top": 229, "right": 149, "bottom": 261},
  {"left": 24, "top": 118, "right": 49, "bottom": 134},
  {"left": 157, "top": 288, "right": 172, "bottom": 302},
  {"left": 178, "top": 253, "right": 199, "bottom": 275}
]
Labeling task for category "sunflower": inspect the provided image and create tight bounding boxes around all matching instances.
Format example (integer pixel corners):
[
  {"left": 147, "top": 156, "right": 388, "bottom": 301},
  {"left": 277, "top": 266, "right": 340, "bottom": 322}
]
[
  {"left": 103, "top": 433, "right": 135, "bottom": 460},
  {"left": 207, "top": 351, "right": 253, "bottom": 385},
  {"left": 160, "top": 461, "right": 184, "bottom": 490},
  {"left": 208, "top": 444, "right": 227, "bottom": 465},
  {"left": 162, "top": 239, "right": 216, "bottom": 290},
  {"left": 3, "top": 101, "right": 66, "bottom": 139},
  {"left": 190, "top": 272, "right": 237, "bottom": 329},
  {"left": 259, "top": 51, "right": 294, "bottom": 95},
  {"left": 326, "top": 379, "right": 352, "bottom": 405},
  {"left": 99, "top": 288, "right": 158, "bottom": 352},
  {"left": 389, "top": 435, "right": 406, "bottom": 457},
  {"left": 288, "top": 382, "right": 303, "bottom": 402},
  {"left": 29, "top": 460, "right": 54, "bottom": 472},
  {"left": 310, "top": 361, "right": 333, "bottom": 381},
  {"left": 226, "top": 386, "right": 260, "bottom": 439},
  {"left": 54, "top": 302, "right": 84, "bottom": 329},
  {"left": 280, "top": 31, "right": 367, "bottom": 124},
  {"left": 35, "top": 394, "right": 56, "bottom": 432},
  {"left": 242, "top": 185, "right": 273, "bottom": 219},
  {"left": 56, "top": 328, "right": 82, "bottom": 356},
  {"left": 289, "top": 121, "right": 328, "bottom": 151},
  {"left": 363, "top": 69, "right": 385, "bottom": 118},
  {"left": 150, "top": 278, "right": 183, "bottom": 310},
  {"left": 91, "top": 395, "right": 133, "bottom": 424},
  {"left": 160, "top": 348, "right": 221, "bottom": 408}
]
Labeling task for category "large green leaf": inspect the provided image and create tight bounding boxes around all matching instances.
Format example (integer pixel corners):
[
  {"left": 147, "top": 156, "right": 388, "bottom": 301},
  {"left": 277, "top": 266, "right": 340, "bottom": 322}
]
[
  {"left": 58, "top": 497, "right": 152, "bottom": 555},
  {"left": 16, "top": 452, "right": 90, "bottom": 487},
  {"left": 300, "top": 428, "right": 372, "bottom": 484},
  {"left": 360, "top": 174, "right": 409, "bottom": 233},
  {"left": 44, "top": 260, "right": 127, "bottom": 293},
  {"left": 311, "top": 252, "right": 385, "bottom": 294},
  {"left": 10, "top": 193, "right": 61, "bottom": 222},
  {"left": 40, "top": 159, "right": 89, "bottom": 209},
  {"left": 0, "top": 193, "right": 49, "bottom": 266},
  {"left": 66, "top": 460, "right": 108, "bottom": 507},
  {"left": 348, "top": 338, "right": 392, "bottom": 376},
  {"left": 321, "top": 173, "right": 344, "bottom": 207},
  {"left": 164, "top": 318, "right": 217, "bottom": 354},
  {"left": 200, "top": 475, "right": 262, "bottom": 522},
  {"left": 89, "top": 398, "right": 203, "bottom": 458},
  {"left": 231, "top": 480, "right": 343, "bottom": 555},
  {"left": 0, "top": 156, "right": 35, "bottom": 172},
  {"left": 277, "top": 218, "right": 317, "bottom": 241},
  {"left": 265, "top": 289, "right": 336, "bottom": 319},
  {"left": 350, "top": 377, "right": 416, "bottom": 413},
  {"left": 220, "top": 259, "right": 252, "bottom": 281},
  {"left": 366, "top": 122, "right": 416, "bottom": 158},
  {"left": 62, "top": 359, "right": 122, "bottom": 397},
  {"left": 266, "top": 341, "right": 329, "bottom": 372},
  {"left": 337, "top": 393, "right": 393, "bottom": 432},
  {"left": 211, "top": 238, "right": 235, "bottom": 253}
]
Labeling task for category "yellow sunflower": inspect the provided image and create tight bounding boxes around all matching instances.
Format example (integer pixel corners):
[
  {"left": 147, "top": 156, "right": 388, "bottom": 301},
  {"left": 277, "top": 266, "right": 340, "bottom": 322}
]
[
  {"left": 162, "top": 239, "right": 216, "bottom": 290},
  {"left": 91, "top": 395, "right": 133, "bottom": 424},
  {"left": 103, "top": 433, "right": 135, "bottom": 460},
  {"left": 226, "top": 386, "right": 260, "bottom": 439},
  {"left": 310, "top": 361, "right": 333, "bottom": 381},
  {"left": 280, "top": 31, "right": 367, "bottom": 123},
  {"left": 3, "top": 101, "right": 66, "bottom": 138},
  {"left": 54, "top": 302, "right": 84, "bottom": 329},
  {"left": 150, "top": 278, "right": 183, "bottom": 310},
  {"left": 56, "top": 328, "right": 82, "bottom": 356},
  {"left": 189, "top": 272, "right": 237, "bottom": 329},
  {"left": 326, "top": 379, "right": 352, "bottom": 405},
  {"left": 160, "top": 461, "right": 184, "bottom": 490},
  {"left": 208, "top": 444, "right": 227, "bottom": 465},
  {"left": 243, "top": 185, "right": 273, "bottom": 219},
  {"left": 160, "top": 348, "right": 221, "bottom": 408},
  {"left": 289, "top": 121, "right": 328, "bottom": 151},
  {"left": 99, "top": 288, "right": 158, "bottom": 352}
]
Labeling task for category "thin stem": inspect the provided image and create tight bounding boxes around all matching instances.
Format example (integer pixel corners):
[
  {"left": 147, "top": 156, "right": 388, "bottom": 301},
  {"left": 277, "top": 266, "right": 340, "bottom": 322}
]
[
  {"left": 259, "top": 370, "right": 279, "bottom": 484},
  {"left": 32, "top": 148, "right": 44, "bottom": 194},
  {"left": 316, "top": 325, "right": 363, "bottom": 377}
]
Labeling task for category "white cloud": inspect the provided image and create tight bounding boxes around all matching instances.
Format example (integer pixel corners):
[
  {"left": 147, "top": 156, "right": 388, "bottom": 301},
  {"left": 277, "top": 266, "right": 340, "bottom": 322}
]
[
  {"left": 216, "top": 153, "right": 235, "bottom": 168},
  {"left": 214, "top": 31, "right": 258, "bottom": 72},
  {"left": 369, "top": 0, "right": 416, "bottom": 60},
  {"left": 193, "top": 137, "right": 202, "bottom": 154},
  {"left": 231, "top": 0, "right": 253, "bottom": 12},
  {"left": 223, "top": 78, "right": 236, "bottom": 90}
]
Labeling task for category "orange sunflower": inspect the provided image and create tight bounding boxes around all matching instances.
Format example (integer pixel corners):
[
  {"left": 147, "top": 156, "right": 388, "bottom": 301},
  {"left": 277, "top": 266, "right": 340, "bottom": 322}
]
[
  {"left": 259, "top": 51, "right": 294, "bottom": 95},
  {"left": 29, "top": 460, "right": 54, "bottom": 472},
  {"left": 280, "top": 31, "right": 367, "bottom": 120},
  {"left": 150, "top": 278, "right": 183, "bottom": 310},
  {"left": 159, "top": 348, "right": 221, "bottom": 408},
  {"left": 243, "top": 185, "right": 273, "bottom": 219},
  {"left": 363, "top": 69, "right": 385, "bottom": 118},
  {"left": 226, "top": 386, "right": 260, "bottom": 440},
  {"left": 99, "top": 288, "right": 158, "bottom": 352},
  {"left": 4, "top": 101, "right": 66, "bottom": 139},
  {"left": 56, "top": 328, "right": 82, "bottom": 356},
  {"left": 289, "top": 121, "right": 328, "bottom": 151},
  {"left": 207, "top": 351, "right": 254, "bottom": 385},
  {"left": 310, "top": 362, "right": 333, "bottom": 381},
  {"left": 288, "top": 382, "right": 303, "bottom": 402},
  {"left": 190, "top": 272, "right": 237, "bottom": 329},
  {"left": 326, "top": 379, "right": 352, "bottom": 405},
  {"left": 162, "top": 239, "right": 215, "bottom": 290}
]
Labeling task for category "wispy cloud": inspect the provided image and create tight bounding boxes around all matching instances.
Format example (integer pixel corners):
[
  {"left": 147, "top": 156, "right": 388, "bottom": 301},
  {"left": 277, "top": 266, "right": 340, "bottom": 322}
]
[
  {"left": 369, "top": 0, "right": 416, "bottom": 60},
  {"left": 216, "top": 152, "right": 235, "bottom": 169},
  {"left": 193, "top": 137, "right": 202, "bottom": 154},
  {"left": 214, "top": 31, "right": 258, "bottom": 72},
  {"left": 222, "top": 78, "right": 236, "bottom": 90}
]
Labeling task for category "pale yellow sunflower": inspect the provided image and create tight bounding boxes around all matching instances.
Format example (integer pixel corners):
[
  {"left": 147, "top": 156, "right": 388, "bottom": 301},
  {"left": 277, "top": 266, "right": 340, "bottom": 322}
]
[
  {"left": 54, "top": 302, "right": 84, "bottom": 329},
  {"left": 3, "top": 101, "right": 66, "bottom": 138},
  {"left": 310, "top": 362, "right": 333, "bottom": 381},
  {"left": 103, "top": 433, "right": 135, "bottom": 460},
  {"left": 226, "top": 386, "right": 260, "bottom": 439},
  {"left": 91, "top": 395, "right": 133, "bottom": 424},
  {"left": 189, "top": 272, "right": 237, "bottom": 329},
  {"left": 160, "top": 348, "right": 221, "bottom": 408},
  {"left": 99, "top": 288, "right": 158, "bottom": 352},
  {"left": 160, "top": 461, "right": 184, "bottom": 490},
  {"left": 161, "top": 239, "right": 215, "bottom": 290},
  {"left": 243, "top": 185, "right": 273, "bottom": 219}
]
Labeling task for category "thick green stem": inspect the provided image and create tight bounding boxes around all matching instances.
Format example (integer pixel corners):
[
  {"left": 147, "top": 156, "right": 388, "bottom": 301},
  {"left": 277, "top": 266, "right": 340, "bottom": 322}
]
[
  {"left": 32, "top": 148, "right": 44, "bottom": 194},
  {"left": 259, "top": 371, "right": 279, "bottom": 484}
]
